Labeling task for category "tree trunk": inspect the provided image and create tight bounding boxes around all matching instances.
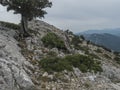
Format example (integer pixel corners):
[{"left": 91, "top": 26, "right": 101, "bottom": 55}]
[{"left": 20, "top": 15, "right": 30, "bottom": 37}]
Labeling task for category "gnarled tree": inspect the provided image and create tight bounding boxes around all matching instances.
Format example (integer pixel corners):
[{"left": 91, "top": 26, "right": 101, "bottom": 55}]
[{"left": 0, "top": 0, "right": 52, "bottom": 37}]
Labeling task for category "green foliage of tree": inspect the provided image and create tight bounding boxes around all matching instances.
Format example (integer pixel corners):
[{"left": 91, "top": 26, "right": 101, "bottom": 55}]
[
  {"left": 41, "top": 32, "right": 66, "bottom": 49},
  {"left": 0, "top": 0, "right": 52, "bottom": 37}
]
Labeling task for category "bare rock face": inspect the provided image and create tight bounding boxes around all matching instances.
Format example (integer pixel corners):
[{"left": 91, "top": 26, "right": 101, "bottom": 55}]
[
  {"left": 102, "top": 64, "right": 120, "bottom": 82},
  {"left": 0, "top": 29, "right": 37, "bottom": 90}
]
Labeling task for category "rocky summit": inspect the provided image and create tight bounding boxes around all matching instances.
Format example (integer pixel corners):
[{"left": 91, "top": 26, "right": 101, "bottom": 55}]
[{"left": 0, "top": 20, "right": 120, "bottom": 90}]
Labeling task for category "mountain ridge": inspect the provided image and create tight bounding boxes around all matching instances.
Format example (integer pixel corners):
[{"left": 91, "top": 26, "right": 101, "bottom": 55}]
[
  {"left": 81, "top": 33, "right": 120, "bottom": 52},
  {"left": 78, "top": 28, "right": 120, "bottom": 37}
]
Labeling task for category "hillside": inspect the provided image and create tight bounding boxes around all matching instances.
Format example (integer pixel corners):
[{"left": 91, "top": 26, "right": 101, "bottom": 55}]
[
  {"left": 83, "top": 33, "right": 120, "bottom": 52},
  {"left": 0, "top": 20, "right": 120, "bottom": 90}
]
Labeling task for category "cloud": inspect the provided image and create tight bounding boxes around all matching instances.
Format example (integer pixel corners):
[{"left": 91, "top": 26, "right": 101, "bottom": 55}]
[
  {"left": 0, "top": 5, "right": 20, "bottom": 23},
  {"left": 1, "top": 0, "right": 120, "bottom": 33},
  {"left": 44, "top": 0, "right": 120, "bottom": 32}
]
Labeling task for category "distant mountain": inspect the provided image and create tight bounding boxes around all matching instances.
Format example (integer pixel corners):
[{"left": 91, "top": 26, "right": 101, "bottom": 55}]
[
  {"left": 83, "top": 33, "right": 120, "bottom": 52},
  {"left": 79, "top": 28, "right": 120, "bottom": 37}
]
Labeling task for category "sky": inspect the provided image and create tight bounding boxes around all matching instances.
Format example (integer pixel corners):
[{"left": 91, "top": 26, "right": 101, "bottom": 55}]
[{"left": 0, "top": 0, "right": 120, "bottom": 33}]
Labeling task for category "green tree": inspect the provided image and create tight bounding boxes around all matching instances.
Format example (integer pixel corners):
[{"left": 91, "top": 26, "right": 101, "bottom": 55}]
[{"left": 0, "top": 0, "right": 52, "bottom": 37}]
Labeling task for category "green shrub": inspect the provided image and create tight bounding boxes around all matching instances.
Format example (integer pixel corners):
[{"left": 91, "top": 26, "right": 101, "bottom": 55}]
[
  {"left": 76, "top": 46, "right": 89, "bottom": 54},
  {"left": 104, "top": 54, "right": 111, "bottom": 59},
  {"left": 71, "top": 35, "right": 82, "bottom": 49},
  {"left": 80, "top": 35, "right": 85, "bottom": 40},
  {"left": 47, "top": 51, "right": 57, "bottom": 57},
  {"left": 95, "top": 49, "right": 102, "bottom": 53},
  {"left": 65, "top": 54, "right": 102, "bottom": 73},
  {"left": 0, "top": 21, "right": 20, "bottom": 30},
  {"left": 114, "top": 52, "right": 120, "bottom": 55},
  {"left": 65, "top": 29, "right": 74, "bottom": 35},
  {"left": 39, "top": 54, "right": 103, "bottom": 73},
  {"left": 39, "top": 57, "right": 72, "bottom": 73},
  {"left": 41, "top": 33, "right": 66, "bottom": 49},
  {"left": 88, "top": 53, "right": 100, "bottom": 59},
  {"left": 114, "top": 56, "right": 120, "bottom": 64},
  {"left": 71, "top": 35, "right": 82, "bottom": 45},
  {"left": 84, "top": 82, "right": 91, "bottom": 88}
]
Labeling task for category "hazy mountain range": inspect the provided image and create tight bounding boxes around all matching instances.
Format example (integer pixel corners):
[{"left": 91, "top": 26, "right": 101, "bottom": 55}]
[
  {"left": 79, "top": 28, "right": 120, "bottom": 37},
  {"left": 78, "top": 28, "right": 120, "bottom": 52}
]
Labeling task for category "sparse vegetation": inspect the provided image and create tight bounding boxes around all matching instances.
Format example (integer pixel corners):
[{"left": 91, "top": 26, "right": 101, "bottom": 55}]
[
  {"left": 88, "top": 53, "right": 100, "bottom": 59},
  {"left": 0, "top": 21, "right": 36, "bottom": 37},
  {"left": 39, "top": 56, "right": 72, "bottom": 73},
  {"left": 114, "top": 56, "right": 120, "bottom": 64},
  {"left": 102, "top": 46, "right": 112, "bottom": 52},
  {"left": 76, "top": 46, "right": 89, "bottom": 54},
  {"left": 65, "top": 54, "right": 102, "bottom": 73},
  {"left": 104, "top": 54, "right": 111, "bottom": 59},
  {"left": 84, "top": 82, "right": 92, "bottom": 88},
  {"left": 114, "top": 52, "right": 120, "bottom": 56},
  {"left": 94, "top": 49, "right": 102, "bottom": 53},
  {"left": 80, "top": 35, "right": 85, "bottom": 40},
  {"left": 39, "top": 54, "right": 103, "bottom": 73},
  {"left": 71, "top": 35, "right": 82, "bottom": 49},
  {"left": 47, "top": 51, "right": 57, "bottom": 57},
  {"left": 65, "top": 29, "right": 74, "bottom": 35},
  {"left": 90, "top": 42, "right": 112, "bottom": 52},
  {"left": 0, "top": 21, "right": 20, "bottom": 30},
  {"left": 41, "top": 32, "right": 66, "bottom": 49}
]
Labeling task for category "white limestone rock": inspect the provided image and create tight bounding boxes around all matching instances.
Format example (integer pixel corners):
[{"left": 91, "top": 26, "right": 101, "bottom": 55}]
[{"left": 0, "top": 29, "right": 37, "bottom": 90}]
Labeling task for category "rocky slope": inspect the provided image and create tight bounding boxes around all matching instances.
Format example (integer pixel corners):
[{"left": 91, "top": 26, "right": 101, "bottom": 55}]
[
  {"left": 0, "top": 20, "right": 120, "bottom": 90},
  {"left": 0, "top": 26, "right": 37, "bottom": 90}
]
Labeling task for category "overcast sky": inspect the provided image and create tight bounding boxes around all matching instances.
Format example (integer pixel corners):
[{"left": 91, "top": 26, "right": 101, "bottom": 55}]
[{"left": 0, "top": 0, "right": 120, "bottom": 33}]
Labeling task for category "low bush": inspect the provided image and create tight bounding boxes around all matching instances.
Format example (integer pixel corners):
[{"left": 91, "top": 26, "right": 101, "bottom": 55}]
[
  {"left": 65, "top": 54, "right": 102, "bottom": 73},
  {"left": 114, "top": 56, "right": 120, "bottom": 64},
  {"left": 41, "top": 32, "right": 66, "bottom": 49},
  {"left": 71, "top": 35, "right": 82, "bottom": 49},
  {"left": 114, "top": 52, "right": 120, "bottom": 55},
  {"left": 76, "top": 46, "right": 89, "bottom": 54},
  {"left": 88, "top": 53, "right": 100, "bottom": 59},
  {"left": 80, "top": 35, "right": 85, "bottom": 40},
  {"left": 104, "top": 54, "right": 111, "bottom": 59},
  {"left": 39, "top": 57, "right": 72, "bottom": 73},
  {"left": 94, "top": 49, "right": 102, "bottom": 53},
  {"left": 47, "top": 51, "right": 57, "bottom": 57},
  {"left": 39, "top": 54, "right": 103, "bottom": 73}
]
